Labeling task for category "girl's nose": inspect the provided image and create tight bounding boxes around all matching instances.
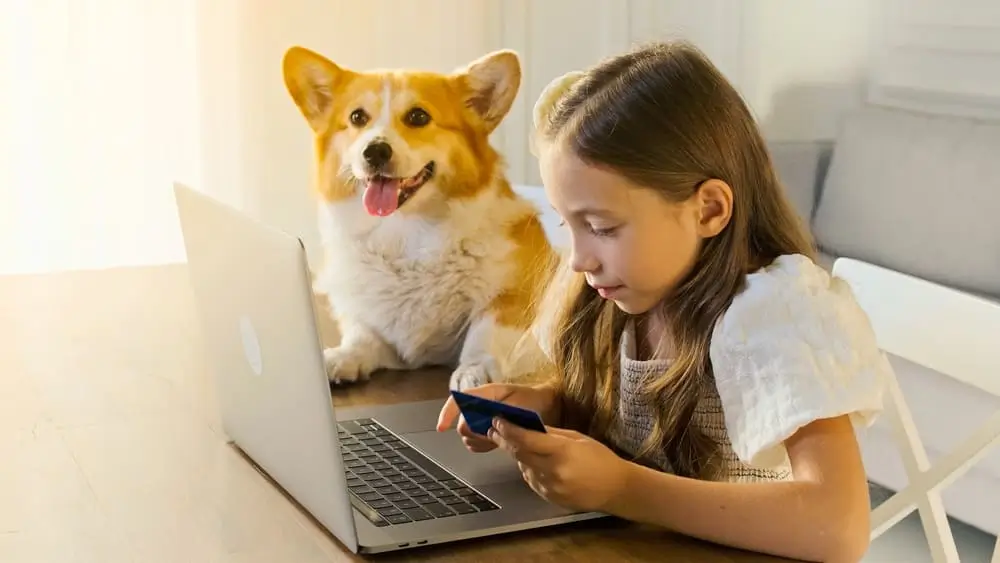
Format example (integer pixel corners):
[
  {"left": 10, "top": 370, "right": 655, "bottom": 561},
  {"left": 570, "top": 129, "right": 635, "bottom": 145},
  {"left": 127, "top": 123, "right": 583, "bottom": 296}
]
[{"left": 569, "top": 249, "right": 599, "bottom": 274}]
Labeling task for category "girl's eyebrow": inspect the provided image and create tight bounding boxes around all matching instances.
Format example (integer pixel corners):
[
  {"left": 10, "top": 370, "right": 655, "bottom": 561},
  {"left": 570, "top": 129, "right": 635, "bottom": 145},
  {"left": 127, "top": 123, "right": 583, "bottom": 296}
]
[{"left": 549, "top": 204, "right": 617, "bottom": 217}]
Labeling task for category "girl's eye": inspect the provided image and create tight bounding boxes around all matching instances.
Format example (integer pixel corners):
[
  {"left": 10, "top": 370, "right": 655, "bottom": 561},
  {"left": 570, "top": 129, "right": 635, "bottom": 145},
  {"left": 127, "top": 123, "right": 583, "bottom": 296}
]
[{"left": 589, "top": 225, "right": 618, "bottom": 237}]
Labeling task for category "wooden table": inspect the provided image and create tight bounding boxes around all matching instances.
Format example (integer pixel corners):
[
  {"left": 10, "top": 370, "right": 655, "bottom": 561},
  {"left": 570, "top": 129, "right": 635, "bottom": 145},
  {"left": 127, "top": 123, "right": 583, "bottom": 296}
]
[{"left": 0, "top": 264, "right": 798, "bottom": 562}]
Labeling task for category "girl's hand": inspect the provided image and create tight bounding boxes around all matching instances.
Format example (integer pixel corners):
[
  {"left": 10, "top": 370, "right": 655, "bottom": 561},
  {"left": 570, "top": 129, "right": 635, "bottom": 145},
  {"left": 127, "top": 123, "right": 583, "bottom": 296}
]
[
  {"left": 436, "top": 383, "right": 560, "bottom": 453},
  {"left": 489, "top": 418, "right": 631, "bottom": 513}
]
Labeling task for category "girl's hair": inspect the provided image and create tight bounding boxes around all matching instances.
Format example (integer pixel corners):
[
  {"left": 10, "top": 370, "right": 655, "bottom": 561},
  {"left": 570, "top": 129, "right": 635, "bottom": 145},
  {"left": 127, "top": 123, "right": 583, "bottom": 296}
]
[{"left": 533, "top": 40, "right": 816, "bottom": 480}]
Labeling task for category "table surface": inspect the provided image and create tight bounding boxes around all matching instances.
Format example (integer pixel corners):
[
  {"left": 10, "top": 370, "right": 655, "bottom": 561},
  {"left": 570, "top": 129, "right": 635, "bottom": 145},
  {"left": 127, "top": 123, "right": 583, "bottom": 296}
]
[{"left": 0, "top": 263, "right": 799, "bottom": 562}]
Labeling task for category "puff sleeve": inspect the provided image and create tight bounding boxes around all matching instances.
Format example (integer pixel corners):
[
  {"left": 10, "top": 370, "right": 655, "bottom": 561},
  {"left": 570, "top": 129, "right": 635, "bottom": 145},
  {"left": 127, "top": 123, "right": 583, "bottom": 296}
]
[{"left": 709, "top": 254, "right": 890, "bottom": 468}]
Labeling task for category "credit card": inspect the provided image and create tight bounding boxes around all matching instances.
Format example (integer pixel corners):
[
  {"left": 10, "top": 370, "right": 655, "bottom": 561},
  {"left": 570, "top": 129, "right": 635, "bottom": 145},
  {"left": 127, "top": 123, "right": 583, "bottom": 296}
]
[{"left": 450, "top": 390, "right": 547, "bottom": 436}]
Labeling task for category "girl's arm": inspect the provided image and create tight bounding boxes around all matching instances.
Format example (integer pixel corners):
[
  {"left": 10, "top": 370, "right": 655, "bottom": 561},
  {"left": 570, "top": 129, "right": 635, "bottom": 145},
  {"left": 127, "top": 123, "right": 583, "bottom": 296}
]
[{"left": 605, "top": 415, "right": 872, "bottom": 563}]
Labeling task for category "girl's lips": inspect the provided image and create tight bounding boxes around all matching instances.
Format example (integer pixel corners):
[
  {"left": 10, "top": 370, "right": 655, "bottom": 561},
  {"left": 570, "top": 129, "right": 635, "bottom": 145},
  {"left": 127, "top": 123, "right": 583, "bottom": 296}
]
[{"left": 592, "top": 285, "right": 623, "bottom": 298}]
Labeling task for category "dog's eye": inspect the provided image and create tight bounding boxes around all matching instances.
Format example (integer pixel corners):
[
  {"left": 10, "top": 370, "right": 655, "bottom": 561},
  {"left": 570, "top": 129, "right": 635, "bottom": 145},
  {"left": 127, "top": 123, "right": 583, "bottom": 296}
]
[
  {"left": 349, "top": 109, "right": 369, "bottom": 127},
  {"left": 404, "top": 107, "right": 431, "bottom": 128}
]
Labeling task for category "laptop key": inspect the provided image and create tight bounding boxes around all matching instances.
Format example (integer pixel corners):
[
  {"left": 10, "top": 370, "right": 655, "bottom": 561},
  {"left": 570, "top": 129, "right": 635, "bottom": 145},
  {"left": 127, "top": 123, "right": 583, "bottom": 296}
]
[
  {"left": 339, "top": 421, "right": 368, "bottom": 435},
  {"left": 411, "top": 475, "right": 432, "bottom": 484},
  {"left": 404, "top": 508, "right": 433, "bottom": 521},
  {"left": 377, "top": 506, "right": 402, "bottom": 516},
  {"left": 430, "top": 489, "right": 453, "bottom": 498},
  {"left": 452, "top": 503, "right": 478, "bottom": 515},
  {"left": 424, "top": 502, "right": 455, "bottom": 518},
  {"left": 360, "top": 474, "right": 383, "bottom": 482},
  {"left": 394, "top": 499, "right": 419, "bottom": 509},
  {"left": 441, "top": 480, "right": 463, "bottom": 488},
  {"left": 440, "top": 496, "right": 466, "bottom": 505},
  {"left": 346, "top": 478, "right": 365, "bottom": 488},
  {"left": 385, "top": 492, "right": 408, "bottom": 502},
  {"left": 358, "top": 492, "right": 381, "bottom": 502},
  {"left": 397, "top": 481, "right": 420, "bottom": 491},
  {"left": 375, "top": 485, "right": 397, "bottom": 494},
  {"left": 386, "top": 513, "right": 412, "bottom": 524},
  {"left": 413, "top": 495, "right": 438, "bottom": 505},
  {"left": 387, "top": 475, "right": 408, "bottom": 484},
  {"left": 423, "top": 482, "right": 444, "bottom": 491},
  {"left": 472, "top": 501, "right": 498, "bottom": 511},
  {"left": 368, "top": 499, "right": 392, "bottom": 509},
  {"left": 368, "top": 478, "right": 389, "bottom": 488},
  {"left": 348, "top": 485, "right": 373, "bottom": 494},
  {"left": 395, "top": 447, "right": 453, "bottom": 480}
]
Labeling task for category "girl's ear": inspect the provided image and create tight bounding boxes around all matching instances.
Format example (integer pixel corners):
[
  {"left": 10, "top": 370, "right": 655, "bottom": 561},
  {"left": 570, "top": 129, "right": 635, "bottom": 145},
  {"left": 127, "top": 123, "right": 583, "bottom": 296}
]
[{"left": 531, "top": 71, "right": 585, "bottom": 155}]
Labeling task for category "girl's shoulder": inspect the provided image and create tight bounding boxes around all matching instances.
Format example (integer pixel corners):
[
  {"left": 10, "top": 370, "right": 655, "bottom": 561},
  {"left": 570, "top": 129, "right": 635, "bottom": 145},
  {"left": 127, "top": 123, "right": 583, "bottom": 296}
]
[
  {"left": 708, "top": 253, "right": 890, "bottom": 466},
  {"left": 714, "top": 253, "right": 864, "bottom": 340}
]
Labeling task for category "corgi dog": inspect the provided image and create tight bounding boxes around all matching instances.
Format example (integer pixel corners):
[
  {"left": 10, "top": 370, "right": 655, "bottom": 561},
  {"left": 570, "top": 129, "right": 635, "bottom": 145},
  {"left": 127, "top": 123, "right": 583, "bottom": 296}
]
[{"left": 281, "top": 46, "right": 557, "bottom": 391}]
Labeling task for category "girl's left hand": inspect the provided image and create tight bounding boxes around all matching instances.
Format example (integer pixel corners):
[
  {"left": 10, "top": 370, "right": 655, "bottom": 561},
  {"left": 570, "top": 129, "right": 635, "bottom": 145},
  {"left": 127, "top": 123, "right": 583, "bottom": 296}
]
[{"left": 488, "top": 418, "right": 630, "bottom": 513}]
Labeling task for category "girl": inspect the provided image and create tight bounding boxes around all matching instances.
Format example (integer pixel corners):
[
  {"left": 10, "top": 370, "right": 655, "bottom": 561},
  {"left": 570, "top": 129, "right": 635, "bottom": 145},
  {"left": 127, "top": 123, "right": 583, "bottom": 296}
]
[{"left": 437, "top": 40, "right": 890, "bottom": 563}]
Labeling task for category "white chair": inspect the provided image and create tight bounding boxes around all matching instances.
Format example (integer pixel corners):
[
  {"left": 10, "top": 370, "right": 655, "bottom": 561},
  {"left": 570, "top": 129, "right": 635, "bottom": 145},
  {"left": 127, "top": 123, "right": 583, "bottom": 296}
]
[{"left": 832, "top": 257, "right": 1000, "bottom": 563}]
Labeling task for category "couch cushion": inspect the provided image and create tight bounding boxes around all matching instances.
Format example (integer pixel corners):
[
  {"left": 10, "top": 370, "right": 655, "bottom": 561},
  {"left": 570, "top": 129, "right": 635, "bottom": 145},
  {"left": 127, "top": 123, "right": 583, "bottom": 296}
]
[
  {"left": 768, "top": 141, "right": 832, "bottom": 227},
  {"left": 812, "top": 106, "right": 1000, "bottom": 298}
]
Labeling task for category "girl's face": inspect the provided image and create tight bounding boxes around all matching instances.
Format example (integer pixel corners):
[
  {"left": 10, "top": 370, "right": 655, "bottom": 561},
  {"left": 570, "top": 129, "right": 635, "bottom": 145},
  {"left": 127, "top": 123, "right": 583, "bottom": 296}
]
[{"left": 539, "top": 144, "right": 731, "bottom": 315}]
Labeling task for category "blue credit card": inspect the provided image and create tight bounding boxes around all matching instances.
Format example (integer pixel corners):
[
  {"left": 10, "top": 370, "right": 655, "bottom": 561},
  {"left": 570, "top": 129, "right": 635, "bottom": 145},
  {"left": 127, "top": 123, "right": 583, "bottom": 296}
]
[{"left": 450, "top": 390, "right": 547, "bottom": 436}]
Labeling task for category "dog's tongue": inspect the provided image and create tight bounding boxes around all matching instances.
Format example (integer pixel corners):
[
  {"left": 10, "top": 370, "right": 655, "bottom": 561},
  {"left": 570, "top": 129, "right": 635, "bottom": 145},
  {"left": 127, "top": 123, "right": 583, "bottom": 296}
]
[{"left": 363, "top": 177, "right": 400, "bottom": 217}]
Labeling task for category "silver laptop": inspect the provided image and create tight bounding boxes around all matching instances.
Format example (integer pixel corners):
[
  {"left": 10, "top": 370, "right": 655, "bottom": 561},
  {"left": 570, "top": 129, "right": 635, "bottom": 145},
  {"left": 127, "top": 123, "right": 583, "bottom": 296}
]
[{"left": 173, "top": 183, "right": 604, "bottom": 554}]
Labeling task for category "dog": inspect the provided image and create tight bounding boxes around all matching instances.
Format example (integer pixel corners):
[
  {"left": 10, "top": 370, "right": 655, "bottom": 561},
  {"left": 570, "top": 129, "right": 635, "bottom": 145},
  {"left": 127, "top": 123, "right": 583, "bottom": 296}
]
[{"left": 281, "top": 46, "right": 558, "bottom": 391}]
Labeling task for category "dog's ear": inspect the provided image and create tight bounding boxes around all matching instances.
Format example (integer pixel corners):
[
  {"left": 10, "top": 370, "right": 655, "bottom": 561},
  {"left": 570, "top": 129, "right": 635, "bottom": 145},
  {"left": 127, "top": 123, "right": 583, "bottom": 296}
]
[
  {"left": 529, "top": 71, "right": 585, "bottom": 158},
  {"left": 282, "top": 46, "right": 346, "bottom": 132},
  {"left": 455, "top": 50, "right": 522, "bottom": 133}
]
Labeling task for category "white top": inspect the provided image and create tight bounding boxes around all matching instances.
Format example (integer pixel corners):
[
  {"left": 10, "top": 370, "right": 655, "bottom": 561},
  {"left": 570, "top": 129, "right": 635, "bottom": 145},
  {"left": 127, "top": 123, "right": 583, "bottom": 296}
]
[{"left": 602, "top": 253, "right": 891, "bottom": 481}]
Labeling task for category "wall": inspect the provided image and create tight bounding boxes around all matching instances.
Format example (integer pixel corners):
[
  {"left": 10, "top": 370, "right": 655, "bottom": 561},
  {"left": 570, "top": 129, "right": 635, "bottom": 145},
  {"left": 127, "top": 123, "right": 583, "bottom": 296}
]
[
  {"left": 0, "top": 0, "right": 201, "bottom": 275},
  {"left": 868, "top": 0, "right": 1000, "bottom": 119},
  {"left": 211, "top": 0, "right": 883, "bottom": 269}
]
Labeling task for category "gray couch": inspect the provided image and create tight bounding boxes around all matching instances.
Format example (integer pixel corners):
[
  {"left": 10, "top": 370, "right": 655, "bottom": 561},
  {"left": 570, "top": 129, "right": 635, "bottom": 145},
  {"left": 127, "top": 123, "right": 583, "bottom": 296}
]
[
  {"left": 514, "top": 103, "right": 1000, "bottom": 536},
  {"left": 771, "top": 104, "right": 1000, "bottom": 536}
]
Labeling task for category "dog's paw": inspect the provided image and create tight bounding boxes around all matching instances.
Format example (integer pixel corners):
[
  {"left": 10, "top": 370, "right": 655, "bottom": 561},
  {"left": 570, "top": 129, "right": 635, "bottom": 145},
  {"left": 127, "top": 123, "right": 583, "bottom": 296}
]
[
  {"left": 323, "top": 346, "right": 371, "bottom": 384},
  {"left": 449, "top": 362, "right": 498, "bottom": 391}
]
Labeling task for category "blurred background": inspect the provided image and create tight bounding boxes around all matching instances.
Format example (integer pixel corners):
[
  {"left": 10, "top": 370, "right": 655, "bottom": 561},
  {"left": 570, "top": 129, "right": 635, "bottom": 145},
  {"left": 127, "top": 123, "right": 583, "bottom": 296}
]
[{"left": 7, "top": 0, "right": 989, "bottom": 276}]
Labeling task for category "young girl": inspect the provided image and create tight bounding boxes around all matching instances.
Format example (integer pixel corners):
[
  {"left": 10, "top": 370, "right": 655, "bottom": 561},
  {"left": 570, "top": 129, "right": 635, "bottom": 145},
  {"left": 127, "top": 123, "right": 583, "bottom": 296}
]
[{"left": 437, "top": 40, "right": 890, "bottom": 563}]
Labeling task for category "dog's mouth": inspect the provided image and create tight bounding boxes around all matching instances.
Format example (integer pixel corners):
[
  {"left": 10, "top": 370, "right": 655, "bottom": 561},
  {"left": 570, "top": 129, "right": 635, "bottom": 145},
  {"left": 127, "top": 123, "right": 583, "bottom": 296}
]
[{"left": 361, "top": 162, "right": 436, "bottom": 217}]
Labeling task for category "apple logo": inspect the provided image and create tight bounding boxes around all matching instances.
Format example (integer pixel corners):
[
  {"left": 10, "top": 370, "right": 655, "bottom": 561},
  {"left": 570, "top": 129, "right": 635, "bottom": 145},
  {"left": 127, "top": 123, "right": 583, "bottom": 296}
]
[{"left": 239, "top": 315, "right": 264, "bottom": 376}]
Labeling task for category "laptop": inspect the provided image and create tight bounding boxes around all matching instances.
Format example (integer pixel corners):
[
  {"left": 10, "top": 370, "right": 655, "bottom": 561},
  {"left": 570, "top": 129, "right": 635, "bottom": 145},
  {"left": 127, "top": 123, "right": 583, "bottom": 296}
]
[{"left": 172, "top": 183, "right": 605, "bottom": 554}]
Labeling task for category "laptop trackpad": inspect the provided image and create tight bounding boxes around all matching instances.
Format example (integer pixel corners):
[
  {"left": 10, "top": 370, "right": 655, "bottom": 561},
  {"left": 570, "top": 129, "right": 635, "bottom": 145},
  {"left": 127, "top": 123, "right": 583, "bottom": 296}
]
[{"left": 401, "top": 429, "right": 523, "bottom": 486}]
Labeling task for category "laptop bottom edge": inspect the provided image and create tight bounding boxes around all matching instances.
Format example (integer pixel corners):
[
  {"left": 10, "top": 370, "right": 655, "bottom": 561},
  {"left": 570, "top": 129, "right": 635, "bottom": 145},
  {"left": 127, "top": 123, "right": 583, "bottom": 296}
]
[{"left": 357, "top": 511, "right": 609, "bottom": 554}]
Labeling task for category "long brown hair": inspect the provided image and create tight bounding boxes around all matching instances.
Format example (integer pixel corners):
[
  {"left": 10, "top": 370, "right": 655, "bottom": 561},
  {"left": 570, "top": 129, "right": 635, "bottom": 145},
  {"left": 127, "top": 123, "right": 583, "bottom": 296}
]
[{"left": 532, "top": 41, "right": 815, "bottom": 480}]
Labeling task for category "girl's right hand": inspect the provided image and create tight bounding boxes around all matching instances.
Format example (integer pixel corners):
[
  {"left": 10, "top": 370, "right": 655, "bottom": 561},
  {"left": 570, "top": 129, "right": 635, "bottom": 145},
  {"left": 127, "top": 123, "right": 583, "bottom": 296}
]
[{"left": 435, "top": 383, "right": 559, "bottom": 453}]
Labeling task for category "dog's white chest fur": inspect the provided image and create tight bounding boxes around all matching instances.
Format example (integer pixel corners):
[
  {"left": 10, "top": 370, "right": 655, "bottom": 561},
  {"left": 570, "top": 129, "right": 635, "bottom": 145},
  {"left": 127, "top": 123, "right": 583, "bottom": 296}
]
[{"left": 314, "top": 194, "right": 520, "bottom": 371}]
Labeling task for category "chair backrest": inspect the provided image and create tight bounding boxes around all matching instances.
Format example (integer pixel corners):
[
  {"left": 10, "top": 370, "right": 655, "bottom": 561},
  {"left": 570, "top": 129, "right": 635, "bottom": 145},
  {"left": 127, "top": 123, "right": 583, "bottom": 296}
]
[
  {"left": 833, "top": 257, "right": 1000, "bottom": 398},
  {"left": 832, "top": 257, "right": 1000, "bottom": 563}
]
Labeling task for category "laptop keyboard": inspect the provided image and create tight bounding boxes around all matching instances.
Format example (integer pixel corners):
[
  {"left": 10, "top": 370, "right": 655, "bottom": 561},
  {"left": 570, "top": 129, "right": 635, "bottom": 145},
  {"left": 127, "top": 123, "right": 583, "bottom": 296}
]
[{"left": 338, "top": 418, "right": 499, "bottom": 527}]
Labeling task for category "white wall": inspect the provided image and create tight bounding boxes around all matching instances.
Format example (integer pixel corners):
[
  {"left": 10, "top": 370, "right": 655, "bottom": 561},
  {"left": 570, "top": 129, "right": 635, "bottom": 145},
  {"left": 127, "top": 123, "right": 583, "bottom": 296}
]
[{"left": 0, "top": 0, "right": 202, "bottom": 275}]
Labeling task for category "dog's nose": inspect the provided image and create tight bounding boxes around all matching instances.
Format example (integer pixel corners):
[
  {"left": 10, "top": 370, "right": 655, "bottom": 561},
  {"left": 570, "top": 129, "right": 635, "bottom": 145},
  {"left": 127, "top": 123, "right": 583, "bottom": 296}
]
[{"left": 363, "top": 141, "right": 393, "bottom": 168}]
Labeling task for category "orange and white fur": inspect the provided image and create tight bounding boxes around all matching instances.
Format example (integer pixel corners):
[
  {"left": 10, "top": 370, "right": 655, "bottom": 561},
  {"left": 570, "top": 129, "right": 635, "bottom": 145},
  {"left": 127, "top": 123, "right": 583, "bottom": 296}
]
[{"left": 281, "top": 46, "right": 556, "bottom": 390}]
